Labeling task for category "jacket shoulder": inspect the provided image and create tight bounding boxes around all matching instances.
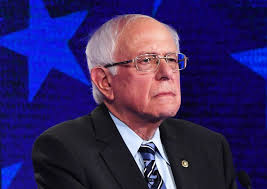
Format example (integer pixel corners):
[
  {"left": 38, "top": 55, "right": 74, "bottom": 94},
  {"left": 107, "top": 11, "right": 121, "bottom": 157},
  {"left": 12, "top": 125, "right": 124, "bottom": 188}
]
[
  {"left": 164, "top": 118, "right": 223, "bottom": 139},
  {"left": 41, "top": 114, "right": 94, "bottom": 139},
  {"left": 33, "top": 114, "right": 97, "bottom": 155}
]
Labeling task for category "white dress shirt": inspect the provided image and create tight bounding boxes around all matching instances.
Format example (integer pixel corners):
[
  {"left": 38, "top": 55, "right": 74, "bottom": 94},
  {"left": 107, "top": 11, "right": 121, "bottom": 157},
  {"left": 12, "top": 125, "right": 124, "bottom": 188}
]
[{"left": 109, "top": 112, "right": 177, "bottom": 189}]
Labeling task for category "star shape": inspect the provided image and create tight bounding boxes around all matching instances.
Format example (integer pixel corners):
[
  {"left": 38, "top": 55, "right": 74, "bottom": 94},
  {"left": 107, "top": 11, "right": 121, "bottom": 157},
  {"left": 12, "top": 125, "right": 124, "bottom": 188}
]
[
  {"left": 152, "top": 0, "right": 162, "bottom": 16},
  {"left": 231, "top": 47, "right": 267, "bottom": 79},
  {"left": 2, "top": 162, "right": 23, "bottom": 189},
  {"left": 0, "top": 0, "right": 89, "bottom": 101},
  {"left": 231, "top": 47, "right": 267, "bottom": 129}
]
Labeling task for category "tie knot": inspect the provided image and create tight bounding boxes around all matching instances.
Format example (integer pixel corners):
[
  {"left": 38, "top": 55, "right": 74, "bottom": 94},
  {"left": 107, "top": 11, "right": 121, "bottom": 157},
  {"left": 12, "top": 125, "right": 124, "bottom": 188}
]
[{"left": 139, "top": 142, "right": 156, "bottom": 161}]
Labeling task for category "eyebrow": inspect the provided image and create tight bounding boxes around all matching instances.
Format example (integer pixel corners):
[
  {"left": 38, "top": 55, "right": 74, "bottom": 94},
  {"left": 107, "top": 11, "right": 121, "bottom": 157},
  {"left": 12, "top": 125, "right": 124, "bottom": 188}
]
[
  {"left": 137, "top": 51, "right": 158, "bottom": 55},
  {"left": 136, "top": 51, "right": 177, "bottom": 56}
]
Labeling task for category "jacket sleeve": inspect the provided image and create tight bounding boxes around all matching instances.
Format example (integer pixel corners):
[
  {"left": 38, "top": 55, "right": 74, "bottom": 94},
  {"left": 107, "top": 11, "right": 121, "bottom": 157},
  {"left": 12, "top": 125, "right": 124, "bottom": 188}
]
[
  {"left": 32, "top": 133, "right": 89, "bottom": 189},
  {"left": 219, "top": 134, "right": 237, "bottom": 189}
]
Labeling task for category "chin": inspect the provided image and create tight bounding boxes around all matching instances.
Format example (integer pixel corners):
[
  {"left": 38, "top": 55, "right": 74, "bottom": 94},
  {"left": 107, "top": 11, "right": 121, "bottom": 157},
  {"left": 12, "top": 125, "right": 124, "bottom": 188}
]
[
  {"left": 143, "top": 99, "right": 180, "bottom": 121},
  {"left": 158, "top": 110, "right": 177, "bottom": 118},
  {"left": 155, "top": 105, "right": 180, "bottom": 119},
  {"left": 143, "top": 107, "right": 178, "bottom": 123}
]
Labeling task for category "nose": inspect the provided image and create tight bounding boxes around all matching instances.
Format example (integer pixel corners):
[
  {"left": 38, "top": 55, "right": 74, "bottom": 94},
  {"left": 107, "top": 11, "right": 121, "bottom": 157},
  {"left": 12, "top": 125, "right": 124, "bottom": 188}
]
[{"left": 155, "top": 58, "right": 177, "bottom": 81}]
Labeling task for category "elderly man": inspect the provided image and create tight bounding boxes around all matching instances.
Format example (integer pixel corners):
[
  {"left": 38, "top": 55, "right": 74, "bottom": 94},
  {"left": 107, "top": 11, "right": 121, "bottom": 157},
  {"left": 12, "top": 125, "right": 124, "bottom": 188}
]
[{"left": 32, "top": 14, "right": 236, "bottom": 189}]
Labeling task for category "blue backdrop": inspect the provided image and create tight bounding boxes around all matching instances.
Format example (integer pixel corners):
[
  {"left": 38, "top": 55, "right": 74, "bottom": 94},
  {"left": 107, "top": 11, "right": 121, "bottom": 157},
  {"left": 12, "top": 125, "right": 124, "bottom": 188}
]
[{"left": 1, "top": 0, "right": 266, "bottom": 188}]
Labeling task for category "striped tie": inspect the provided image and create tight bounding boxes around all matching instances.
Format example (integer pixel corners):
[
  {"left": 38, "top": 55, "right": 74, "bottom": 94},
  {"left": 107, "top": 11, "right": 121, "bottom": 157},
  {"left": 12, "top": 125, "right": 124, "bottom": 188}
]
[{"left": 139, "top": 142, "right": 166, "bottom": 189}]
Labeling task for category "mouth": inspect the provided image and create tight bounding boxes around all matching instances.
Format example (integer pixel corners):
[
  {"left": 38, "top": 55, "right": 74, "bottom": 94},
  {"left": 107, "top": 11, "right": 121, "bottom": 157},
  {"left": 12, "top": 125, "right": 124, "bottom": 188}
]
[{"left": 154, "top": 92, "right": 175, "bottom": 97}]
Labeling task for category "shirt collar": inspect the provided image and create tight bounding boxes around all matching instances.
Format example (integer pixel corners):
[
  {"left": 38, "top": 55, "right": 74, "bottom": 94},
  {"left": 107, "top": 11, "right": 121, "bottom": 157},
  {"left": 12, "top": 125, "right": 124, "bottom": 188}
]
[
  {"left": 109, "top": 112, "right": 143, "bottom": 158},
  {"left": 109, "top": 112, "right": 170, "bottom": 164},
  {"left": 144, "top": 128, "right": 170, "bottom": 164}
]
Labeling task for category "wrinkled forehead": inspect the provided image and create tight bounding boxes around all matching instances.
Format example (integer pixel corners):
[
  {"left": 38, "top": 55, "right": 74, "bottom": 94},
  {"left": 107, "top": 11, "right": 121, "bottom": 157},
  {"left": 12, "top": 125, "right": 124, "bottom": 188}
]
[
  {"left": 119, "top": 17, "right": 172, "bottom": 43},
  {"left": 114, "top": 17, "right": 177, "bottom": 57}
]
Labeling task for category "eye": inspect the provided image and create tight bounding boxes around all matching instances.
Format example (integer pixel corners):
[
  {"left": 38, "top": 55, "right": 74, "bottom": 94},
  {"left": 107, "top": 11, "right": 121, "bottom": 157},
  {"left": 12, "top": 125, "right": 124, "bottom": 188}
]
[
  {"left": 138, "top": 57, "right": 154, "bottom": 64},
  {"left": 167, "top": 58, "right": 177, "bottom": 63},
  {"left": 142, "top": 57, "right": 151, "bottom": 63},
  {"left": 136, "top": 55, "right": 157, "bottom": 65}
]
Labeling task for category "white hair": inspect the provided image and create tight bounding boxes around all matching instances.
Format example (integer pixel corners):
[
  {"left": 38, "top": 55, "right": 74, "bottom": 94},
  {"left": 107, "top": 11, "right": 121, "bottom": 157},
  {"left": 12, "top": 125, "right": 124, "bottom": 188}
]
[{"left": 85, "top": 14, "right": 180, "bottom": 104}]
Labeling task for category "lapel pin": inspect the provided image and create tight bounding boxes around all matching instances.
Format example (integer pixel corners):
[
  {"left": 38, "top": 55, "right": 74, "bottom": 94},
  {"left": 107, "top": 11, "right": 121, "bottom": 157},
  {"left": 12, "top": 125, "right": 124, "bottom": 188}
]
[{"left": 181, "top": 160, "right": 189, "bottom": 168}]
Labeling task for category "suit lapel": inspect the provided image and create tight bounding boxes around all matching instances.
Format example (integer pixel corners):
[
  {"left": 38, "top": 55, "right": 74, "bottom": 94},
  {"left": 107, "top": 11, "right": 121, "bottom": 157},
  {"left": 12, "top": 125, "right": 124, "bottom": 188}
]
[
  {"left": 160, "top": 120, "right": 197, "bottom": 189},
  {"left": 91, "top": 104, "right": 147, "bottom": 189}
]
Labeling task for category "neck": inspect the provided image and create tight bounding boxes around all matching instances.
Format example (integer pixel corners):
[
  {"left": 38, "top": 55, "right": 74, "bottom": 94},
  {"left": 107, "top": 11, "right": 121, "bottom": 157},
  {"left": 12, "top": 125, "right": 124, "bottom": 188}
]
[
  {"left": 105, "top": 103, "right": 163, "bottom": 140},
  {"left": 129, "top": 121, "right": 161, "bottom": 140}
]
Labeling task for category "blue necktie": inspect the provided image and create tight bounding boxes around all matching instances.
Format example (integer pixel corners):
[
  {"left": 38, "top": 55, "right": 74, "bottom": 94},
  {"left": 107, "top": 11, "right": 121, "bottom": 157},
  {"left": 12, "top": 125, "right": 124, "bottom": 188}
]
[{"left": 139, "top": 142, "right": 167, "bottom": 189}]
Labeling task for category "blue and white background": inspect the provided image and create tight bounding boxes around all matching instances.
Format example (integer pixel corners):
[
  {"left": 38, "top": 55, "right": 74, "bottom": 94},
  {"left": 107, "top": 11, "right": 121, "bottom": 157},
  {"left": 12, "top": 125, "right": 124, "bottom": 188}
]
[{"left": 0, "top": 0, "right": 266, "bottom": 188}]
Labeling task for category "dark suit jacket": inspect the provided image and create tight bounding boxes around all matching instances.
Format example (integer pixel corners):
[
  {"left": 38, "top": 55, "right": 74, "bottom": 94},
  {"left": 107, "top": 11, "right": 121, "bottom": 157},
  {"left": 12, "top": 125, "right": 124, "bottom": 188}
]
[{"left": 32, "top": 104, "right": 236, "bottom": 189}]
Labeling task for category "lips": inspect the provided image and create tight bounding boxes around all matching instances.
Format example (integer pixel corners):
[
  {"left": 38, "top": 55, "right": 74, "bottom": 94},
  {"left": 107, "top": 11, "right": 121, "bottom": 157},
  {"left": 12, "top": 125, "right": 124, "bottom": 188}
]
[{"left": 154, "top": 92, "right": 175, "bottom": 97}]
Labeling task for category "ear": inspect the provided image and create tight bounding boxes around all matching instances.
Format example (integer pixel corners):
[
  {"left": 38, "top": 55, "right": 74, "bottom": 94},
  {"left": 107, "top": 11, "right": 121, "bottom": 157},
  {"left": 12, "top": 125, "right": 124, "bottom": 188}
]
[{"left": 90, "top": 67, "right": 114, "bottom": 101}]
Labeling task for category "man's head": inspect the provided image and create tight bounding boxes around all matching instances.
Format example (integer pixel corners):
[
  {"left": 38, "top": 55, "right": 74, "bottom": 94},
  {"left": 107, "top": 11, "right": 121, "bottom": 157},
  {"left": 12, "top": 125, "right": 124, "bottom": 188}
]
[{"left": 86, "top": 14, "right": 183, "bottom": 123}]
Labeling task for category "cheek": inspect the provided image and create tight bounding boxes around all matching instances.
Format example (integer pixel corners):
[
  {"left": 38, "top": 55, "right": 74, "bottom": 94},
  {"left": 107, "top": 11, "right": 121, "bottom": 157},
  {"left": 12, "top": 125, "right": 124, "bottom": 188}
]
[
  {"left": 173, "top": 74, "right": 181, "bottom": 95},
  {"left": 148, "top": 76, "right": 181, "bottom": 106},
  {"left": 130, "top": 78, "right": 153, "bottom": 104},
  {"left": 113, "top": 72, "right": 152, "bottom": 104}
]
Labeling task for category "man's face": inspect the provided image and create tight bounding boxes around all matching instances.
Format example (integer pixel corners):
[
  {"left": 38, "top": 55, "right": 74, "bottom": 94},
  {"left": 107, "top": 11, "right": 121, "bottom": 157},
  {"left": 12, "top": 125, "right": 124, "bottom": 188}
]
[{"left": 111, "top": 18, "right": 181, "bottom": 122}]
